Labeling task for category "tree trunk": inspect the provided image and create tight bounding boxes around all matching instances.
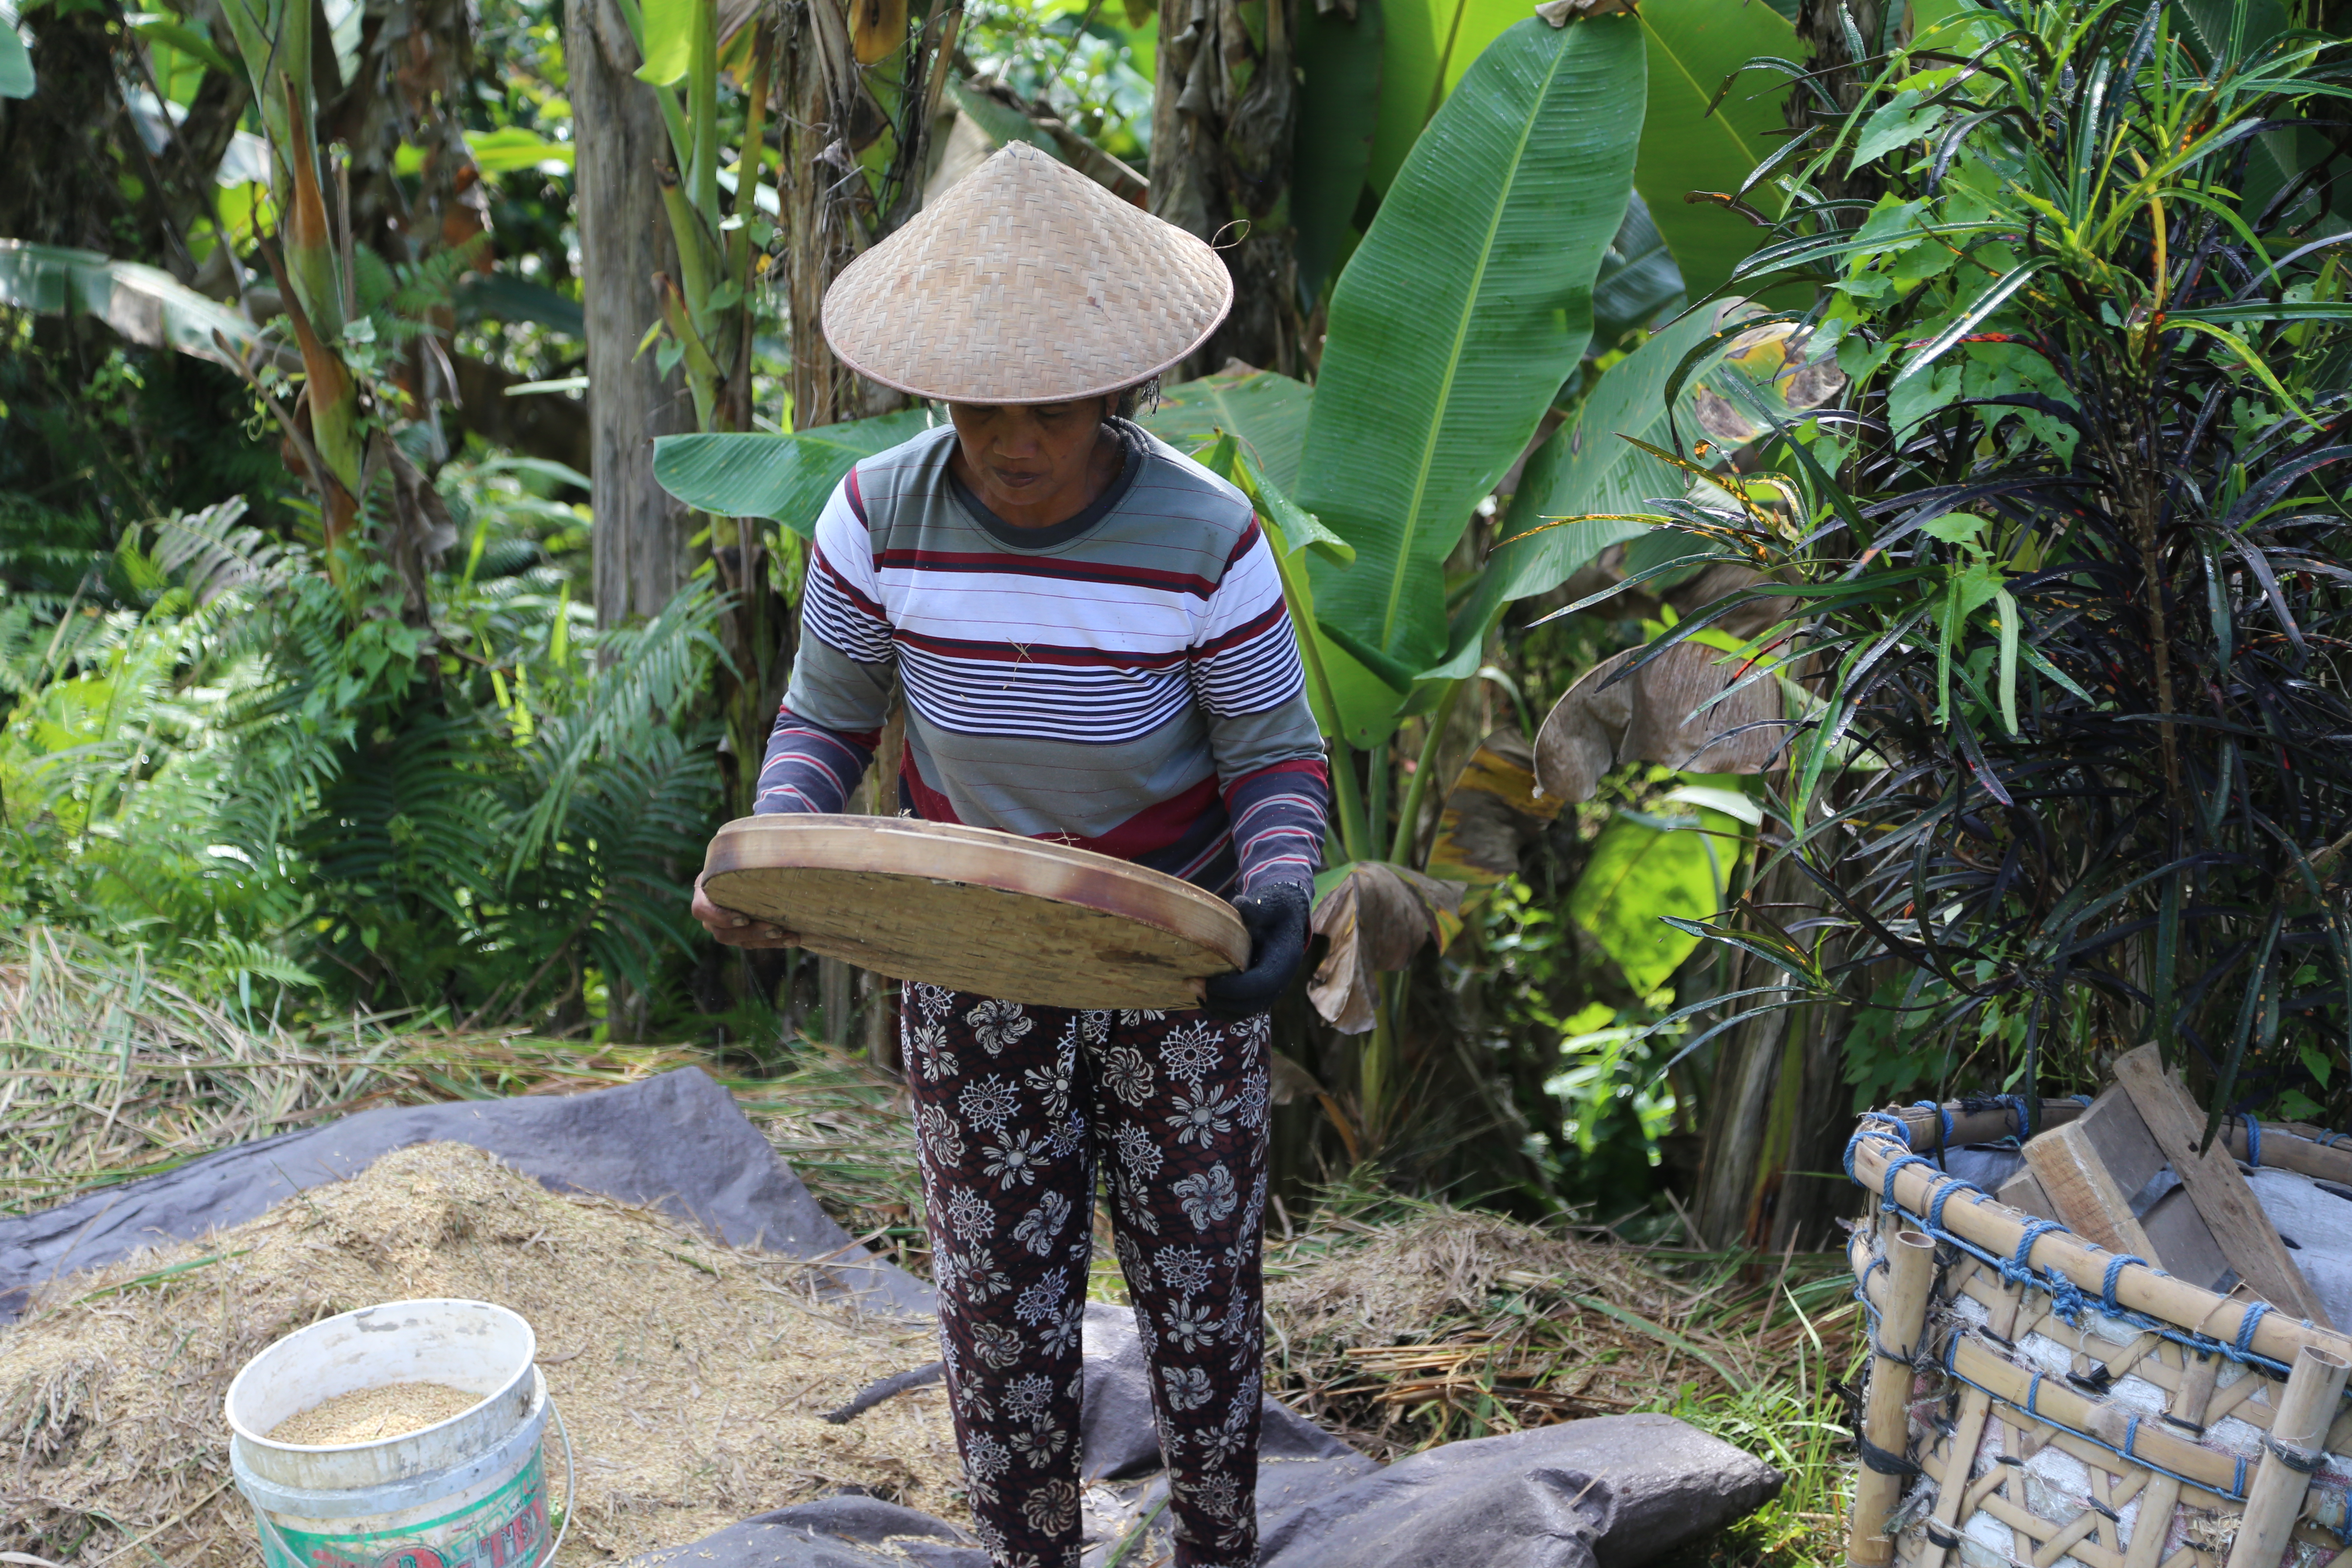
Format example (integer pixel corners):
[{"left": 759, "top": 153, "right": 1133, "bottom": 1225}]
[
  {"left": 1782, "top": 0, "right": 1901, "bottom": 211},
  {"left": 569, "top": 0, "right": 694, "bottom": 629},
  {"left": 0, "top": 3, "right": 135, "bottom": 252},
  {"left": 1149, "top": 0, "right": 1302, "bottom": 378}
]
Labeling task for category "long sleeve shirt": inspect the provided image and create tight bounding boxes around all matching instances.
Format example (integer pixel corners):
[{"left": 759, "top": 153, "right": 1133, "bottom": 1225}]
[{"left": 754, "top": 418, "right": 1329, "bottom": 897}]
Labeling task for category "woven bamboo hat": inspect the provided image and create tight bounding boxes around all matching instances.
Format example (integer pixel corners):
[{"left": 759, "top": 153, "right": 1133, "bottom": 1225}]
[{"left": 821, "top": 142, "right": 1232, "bottom": 404}]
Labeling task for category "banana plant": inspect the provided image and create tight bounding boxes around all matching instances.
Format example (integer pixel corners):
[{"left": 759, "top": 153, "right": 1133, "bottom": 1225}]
[
  {"left": 625, "top": 0, "right": 971, "bottom": 808},
  {"left": 625, "top": 0, "right": 771, "bottom": 435},
  {"left": 212, "top": 0, "right": 367, "bottom": 559}
]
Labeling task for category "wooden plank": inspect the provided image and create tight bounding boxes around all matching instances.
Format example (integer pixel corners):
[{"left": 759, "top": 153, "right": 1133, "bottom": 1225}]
[
  {"left": 2023, "top": 1092, "right": 2158, "bottom": 1255},
  {"left": 2018, "top": 1084, "right": 2232, "bottom": 1289},
  {"left": 2138, "top": 1185, "right": 2236, "bottom": 1294},
  {"left": 2070, "top": 1085, "right": 2170, "bottom": 1200},
  {"left": 1997, "top": 1167, "right": 2061, "bottom": 1223},
  {"left": 2113, "top": 1045, "right": 2332, "bottom": 1328}
]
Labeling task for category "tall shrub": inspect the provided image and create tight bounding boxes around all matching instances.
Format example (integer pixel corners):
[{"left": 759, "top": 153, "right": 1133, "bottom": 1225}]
[{"left": 1651, "top": 0, "right": 2352, "bottom": 1129}]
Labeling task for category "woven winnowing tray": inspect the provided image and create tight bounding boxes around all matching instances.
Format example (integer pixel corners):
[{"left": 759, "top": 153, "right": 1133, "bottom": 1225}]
[{"left": 1845, "top": 1098, "right": 2352, "bottom": 1568}]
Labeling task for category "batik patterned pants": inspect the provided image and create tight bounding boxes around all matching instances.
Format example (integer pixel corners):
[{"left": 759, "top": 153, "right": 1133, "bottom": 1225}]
[{"left": 900, "top": 985, "right": 1271, "bottom": 1568}]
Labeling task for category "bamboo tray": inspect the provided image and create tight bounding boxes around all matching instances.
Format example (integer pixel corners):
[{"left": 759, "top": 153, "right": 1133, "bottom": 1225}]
[{"left": 701, "top": 815, "right": 1249, "bottom": 1010}]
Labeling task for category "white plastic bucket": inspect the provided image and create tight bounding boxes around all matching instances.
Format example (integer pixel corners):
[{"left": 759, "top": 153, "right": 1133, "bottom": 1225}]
[{"left": 224, "top": 1299, "right": 572, "bottom": 1568}]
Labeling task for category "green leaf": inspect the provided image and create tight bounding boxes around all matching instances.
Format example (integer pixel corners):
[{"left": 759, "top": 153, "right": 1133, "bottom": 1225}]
[
  {"left": 0, "top": 240, "right": 258, "bottom": 365},
  {"left": 1366, "top": 0, "right": 1536, "bottom": 195},
  {"left": 1892, "top": 257, "right": 2056, "bottom": 386},
  {"left": 1266, "top": 522, "right": 1415, "bottom": 749},
  {"left": 1139, "top": 368, "right": 1314, "bottom": 496},
  {"left": 1633, "top": 0, "right": 1795, "bottom": 300},
  {"left": 125, "top": 15, "right": 238, "bottom": 79},
  {"left": 1850, "top": 88, "right": 1946, "bottom": 172},
  {"left": 634, "top": 0, "right": 695, "bottom": 85},
  {"left": 1295, "top": 0, "right": 1386, "bottom": 307},
  {"left": 0, "top": 17, "right": 31, "bottom": 98},
  {"left": 465, "top": 126, "right": 576, "bottom": 173},
  {"left": 651, "top": 410, "right": 931, "bottom": 532},
  {"left": 1568, "top": 802, "right": 1741, "bottom": 991},
  {"left": 1994, "top": 586, "right": 2021, "bottom": 736},
  {"left": 1590, "top": 191, "right": 1686, "bottom": 352},
  {"left": 1231, "top": 448, "right": 1354, "bottom": 566},
  {"left": 1300, "top": 14, "right": 1647, "bottom": 672},
  {"left": 1490, "top": 303, "right": 1726, "bottom": 609}
]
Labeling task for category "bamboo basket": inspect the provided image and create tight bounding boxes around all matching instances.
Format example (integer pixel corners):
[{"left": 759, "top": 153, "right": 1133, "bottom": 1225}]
[{"left": 1844, "top": 1098, "right": 2352, "bottom": 1568}]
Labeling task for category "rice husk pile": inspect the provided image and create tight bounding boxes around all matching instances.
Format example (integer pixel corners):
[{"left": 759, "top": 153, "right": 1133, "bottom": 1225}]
[{"left": 0, "top": 1142, "right": 964, "bottom": 1567}]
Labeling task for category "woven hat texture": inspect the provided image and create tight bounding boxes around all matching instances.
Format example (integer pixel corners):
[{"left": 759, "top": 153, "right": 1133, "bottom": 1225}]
[{"left": 822, "top": 142, "right": 1232, "bottom": 404}]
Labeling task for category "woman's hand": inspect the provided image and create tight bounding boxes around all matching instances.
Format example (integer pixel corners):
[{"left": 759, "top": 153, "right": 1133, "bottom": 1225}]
[
  {"left": 691, "top": 871, "right": 798, "bottom": 948},
  {"left": 1202, "top": 881, "right": 1311, "bottom": 1019}
]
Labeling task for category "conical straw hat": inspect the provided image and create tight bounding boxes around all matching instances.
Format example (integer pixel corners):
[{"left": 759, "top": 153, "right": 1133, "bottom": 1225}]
[{"left": 822, "top": 141, "right": 1233, "bottom": 404}]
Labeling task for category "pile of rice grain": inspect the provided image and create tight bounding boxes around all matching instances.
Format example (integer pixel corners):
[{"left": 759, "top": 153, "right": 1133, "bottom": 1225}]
[{"left": 0, "top": 1142, "right": 963, "bottom": 1567}]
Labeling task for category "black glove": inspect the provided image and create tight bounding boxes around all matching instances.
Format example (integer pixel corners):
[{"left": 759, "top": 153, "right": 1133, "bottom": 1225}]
[{"left": 1202, "top": 881, "right": 1312, "bottom": 1020}]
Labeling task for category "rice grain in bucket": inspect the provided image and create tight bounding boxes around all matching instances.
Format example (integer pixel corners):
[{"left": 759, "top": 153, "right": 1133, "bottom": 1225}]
[{"left": 270, "top": 1382, "right": 484, "bottom": 1447}]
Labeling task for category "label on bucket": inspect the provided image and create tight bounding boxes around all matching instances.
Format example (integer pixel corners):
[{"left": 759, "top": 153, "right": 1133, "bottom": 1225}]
[{"left": 255, "top": 1448, "right": 551, "bottom": 1568}]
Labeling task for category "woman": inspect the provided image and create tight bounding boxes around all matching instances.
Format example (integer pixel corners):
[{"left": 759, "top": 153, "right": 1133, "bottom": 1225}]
[{"left": 692, "top": 142, "right": 1329, "bottom": 1568}]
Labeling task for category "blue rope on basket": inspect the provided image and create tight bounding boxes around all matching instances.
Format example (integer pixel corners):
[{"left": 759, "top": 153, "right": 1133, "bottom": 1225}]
[
  {"left": 1929, "top": 1175, "right": 1984, "bottom": 1230},
  {"left": 1848, "top": 1102, "right": 2347, "bottom": 1379},
  {"left": 2101, "top": 1254, "right": 2146, "bottom": 1313}
]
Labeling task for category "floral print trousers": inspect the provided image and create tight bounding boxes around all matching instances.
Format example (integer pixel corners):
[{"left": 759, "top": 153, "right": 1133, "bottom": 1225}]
[{"left": 900, "top": 984, "right": 1272, "bottom": 1568}]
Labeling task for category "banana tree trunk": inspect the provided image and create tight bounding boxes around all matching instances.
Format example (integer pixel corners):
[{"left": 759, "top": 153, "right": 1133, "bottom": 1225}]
[
  {"left": 1149, "top": 0, "right": 1302, "bottom": 377},
  {"left": 773, "top": 6, "right": 910, "bottom": 428},
  {"left": 571, "top": 0, "right": 697, "bottom": 628},
  {"left": 1691, "top": 854, "right": 1860, "bottom": 1253}
]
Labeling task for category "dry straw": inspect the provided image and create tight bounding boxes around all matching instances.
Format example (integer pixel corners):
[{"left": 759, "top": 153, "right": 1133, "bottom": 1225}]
[
  {"left": 0, "top": 1142, "right": 961, "bottom": 1567},
  {"left": 821, "top": 141, "right": 1232, "bottom": 405}
]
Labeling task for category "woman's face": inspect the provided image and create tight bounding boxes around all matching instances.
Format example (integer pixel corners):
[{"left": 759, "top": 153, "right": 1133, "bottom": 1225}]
[{"left": 946, "top": 398, "right": 1115, "bottom": 525}]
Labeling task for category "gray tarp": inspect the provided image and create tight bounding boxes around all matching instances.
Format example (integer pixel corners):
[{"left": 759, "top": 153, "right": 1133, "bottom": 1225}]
[
  {"left": 634, "top": 1411, "right": 1782, "bottom": 1568},
  {"left": 1, "top": 1069, "right": 1786, "bottom": 1564}
]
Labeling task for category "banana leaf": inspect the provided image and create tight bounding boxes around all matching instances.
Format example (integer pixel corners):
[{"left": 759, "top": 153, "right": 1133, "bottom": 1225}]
[
  {"left": 1633, "top": 0, "right": 1794, "bottom": 301},
  {"left": 652, "top": 410, "right": 931, "bottom": 533},
  {"left": 1138, "top": 369, "right": 1314, "bottom": 496},
  {"left": 1590, "top": 192, "right": 1686, "bottom": 353},
  {"left": 1366, "top": 0, "right": 1544, "bottom": 195},
  {"left": 1569, "top": 799, "right": 1743, "bottom": 991},
  {"left": 0, "top": 241, "right": 260, "bottom": 367},
  {"left": 1423, "top": 305, "right": 1728, "bottom": 681},
  {"left": 1295, "top": 0, "right": 1387, "bottom": 307},
  {"left": 1299, "top": 13, "right": 1646, "bottom": 674},
  {"left": 1211, "top": 439, "right": 1409, "bottom": 754},
  {"left": 1494, "top": 307, "right": 1725, "bottom": 597}
]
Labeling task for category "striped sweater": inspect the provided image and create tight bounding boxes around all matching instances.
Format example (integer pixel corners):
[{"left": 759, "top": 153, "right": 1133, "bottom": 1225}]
[{"left": 756, "top": 419, "right": 1330, "bottom": 896}]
